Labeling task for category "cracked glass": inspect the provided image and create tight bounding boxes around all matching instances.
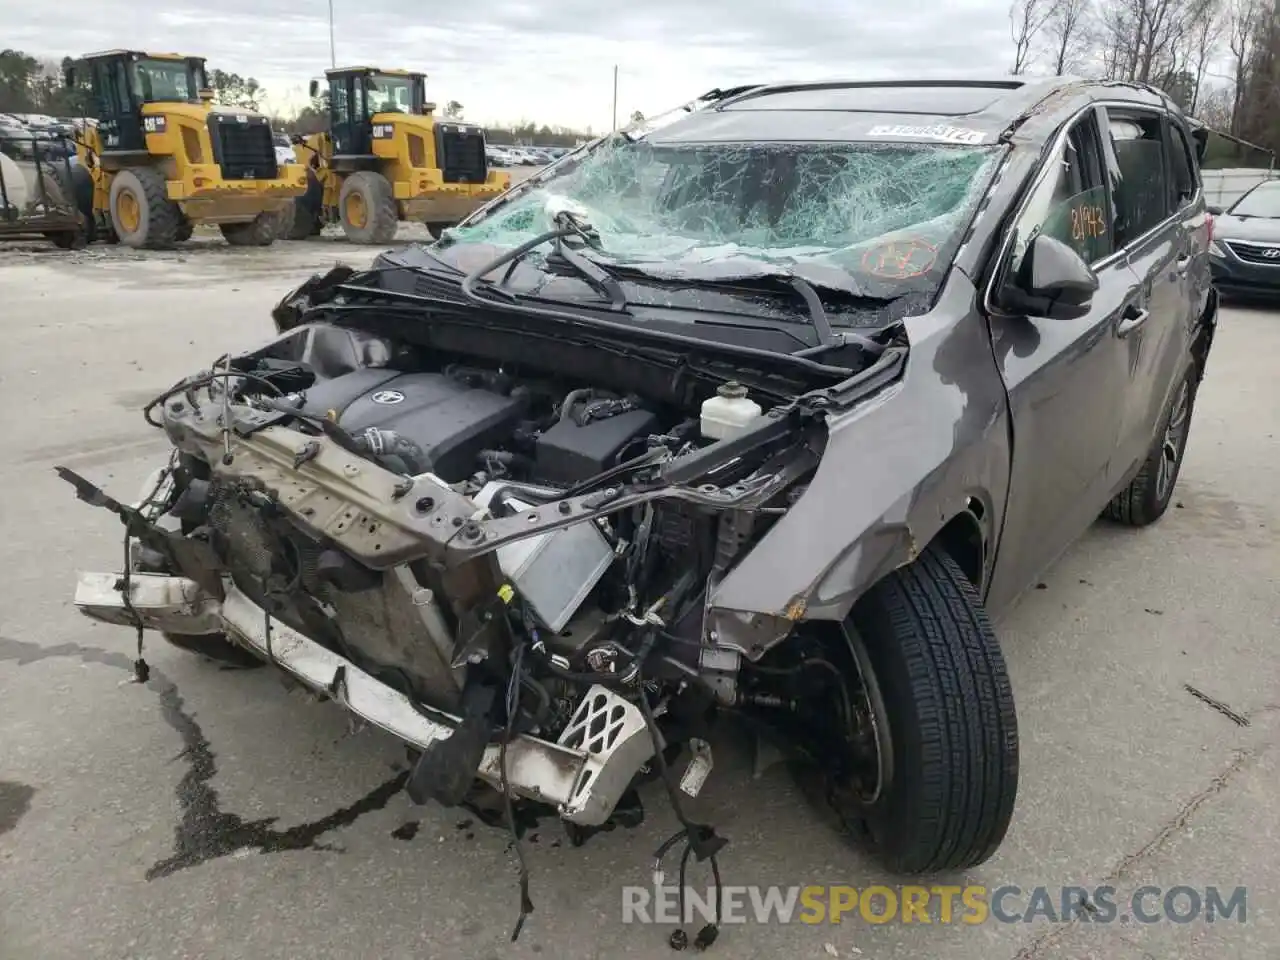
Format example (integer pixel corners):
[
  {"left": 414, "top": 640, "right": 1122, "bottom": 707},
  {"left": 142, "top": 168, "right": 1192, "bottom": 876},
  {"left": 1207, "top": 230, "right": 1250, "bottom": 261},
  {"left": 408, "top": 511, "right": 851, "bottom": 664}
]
[{"left": 450, "top": 136, "right": 1003, "bottom": 300}]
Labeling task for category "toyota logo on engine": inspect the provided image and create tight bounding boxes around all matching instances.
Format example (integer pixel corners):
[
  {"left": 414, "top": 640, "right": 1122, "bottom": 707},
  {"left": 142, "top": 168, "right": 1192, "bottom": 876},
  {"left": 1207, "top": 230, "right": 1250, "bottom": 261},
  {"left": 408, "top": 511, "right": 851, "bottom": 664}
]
[{"left": 371, "top": 390, "right": 405, "bottom": 404}]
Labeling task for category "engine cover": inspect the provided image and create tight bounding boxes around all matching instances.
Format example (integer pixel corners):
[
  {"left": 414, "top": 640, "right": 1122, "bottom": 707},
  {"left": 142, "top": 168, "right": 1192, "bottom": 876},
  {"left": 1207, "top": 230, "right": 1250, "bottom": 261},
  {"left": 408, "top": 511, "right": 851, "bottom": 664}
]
[{"left": 301, "top": 370, "right": 526, "bottom": 480}]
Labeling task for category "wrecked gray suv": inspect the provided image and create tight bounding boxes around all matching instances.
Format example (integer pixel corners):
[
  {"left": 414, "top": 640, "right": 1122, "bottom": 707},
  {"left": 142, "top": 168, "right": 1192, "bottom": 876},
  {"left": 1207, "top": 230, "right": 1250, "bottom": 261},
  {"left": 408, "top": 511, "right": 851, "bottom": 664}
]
[{"left": 65, "top": 77, "right": 1216, "bottom": 942}]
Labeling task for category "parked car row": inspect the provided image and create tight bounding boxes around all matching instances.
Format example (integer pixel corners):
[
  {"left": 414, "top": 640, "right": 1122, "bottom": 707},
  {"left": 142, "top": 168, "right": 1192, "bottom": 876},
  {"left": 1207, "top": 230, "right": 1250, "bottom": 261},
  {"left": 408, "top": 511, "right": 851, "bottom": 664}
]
[
  {"left": 485, "top": 144, "right": 571, "bottom": 167},
  {"left": 0, "top": 112, "right": 80, "bottom": 162}
]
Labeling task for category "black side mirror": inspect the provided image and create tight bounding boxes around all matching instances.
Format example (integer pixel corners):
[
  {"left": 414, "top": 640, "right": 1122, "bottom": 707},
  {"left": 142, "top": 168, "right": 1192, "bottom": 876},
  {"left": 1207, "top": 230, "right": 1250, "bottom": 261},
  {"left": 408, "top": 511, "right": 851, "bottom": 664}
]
[
  {"left": 309, "top": 79, "right": 320, "bottom": 99},
  {"left": 290, "top": 133, "right": 304, "bottom": 145},
  {"left": 1002, "top": 233, "right": 1098, "bottom": 321},
  {"left": 1206, "top": 204, "right": 1224, "bottom": 216},
  {"left": 64, "top": 65, "right": 76, "bottom": 89}
]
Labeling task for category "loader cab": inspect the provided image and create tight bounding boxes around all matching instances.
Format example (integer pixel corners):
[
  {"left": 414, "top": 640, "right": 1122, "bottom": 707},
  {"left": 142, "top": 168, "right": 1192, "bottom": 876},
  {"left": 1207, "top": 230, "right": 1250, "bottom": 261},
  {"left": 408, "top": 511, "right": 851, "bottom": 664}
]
[
  {"left": 314, "top": 67, "right": 426, "bottom": 157},
  {"left": 65, "top": 50, "right": 208, "bottom": 155}
]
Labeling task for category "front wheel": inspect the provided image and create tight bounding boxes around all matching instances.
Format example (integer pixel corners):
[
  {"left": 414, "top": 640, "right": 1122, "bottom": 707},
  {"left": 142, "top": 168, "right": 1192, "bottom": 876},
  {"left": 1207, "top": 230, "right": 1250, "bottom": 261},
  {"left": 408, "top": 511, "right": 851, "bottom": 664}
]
[
  {"left": 338, "top": 171, "right": 398, "bottom": 244},
  {"left": 829, "top": 545, "right": 1019, "bottom": 874}
]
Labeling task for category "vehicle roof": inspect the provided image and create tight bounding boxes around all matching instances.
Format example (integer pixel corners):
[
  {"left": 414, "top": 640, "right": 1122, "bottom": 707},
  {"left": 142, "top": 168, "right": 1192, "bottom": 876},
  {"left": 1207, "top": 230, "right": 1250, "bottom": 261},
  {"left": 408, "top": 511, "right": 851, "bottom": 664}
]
[
  {"left": 645, "top": 77, "right": 1182, "bottom": 146},
  {"left": 327, "top": 66, "right": 419, "bottom": 77},
  {"left": 80, "top": 50, "right": 198, "bottom": 62}
]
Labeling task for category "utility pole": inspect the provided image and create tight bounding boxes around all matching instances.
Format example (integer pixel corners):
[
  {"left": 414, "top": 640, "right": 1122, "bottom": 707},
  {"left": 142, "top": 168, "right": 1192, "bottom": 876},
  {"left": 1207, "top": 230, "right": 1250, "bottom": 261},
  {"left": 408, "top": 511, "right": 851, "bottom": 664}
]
[
  {"left": 612, "top": 65, "right": 618, "bottom": 131},
  {"left": 328, "top": 0, "right": 336, "bottom": 68}
]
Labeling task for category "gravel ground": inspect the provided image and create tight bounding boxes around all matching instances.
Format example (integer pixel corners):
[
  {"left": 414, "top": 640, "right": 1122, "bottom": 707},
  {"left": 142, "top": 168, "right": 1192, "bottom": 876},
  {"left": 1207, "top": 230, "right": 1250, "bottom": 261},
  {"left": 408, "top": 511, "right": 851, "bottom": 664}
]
[{"left": 0, "top": 241, "right": 1276, "bottom": 960}]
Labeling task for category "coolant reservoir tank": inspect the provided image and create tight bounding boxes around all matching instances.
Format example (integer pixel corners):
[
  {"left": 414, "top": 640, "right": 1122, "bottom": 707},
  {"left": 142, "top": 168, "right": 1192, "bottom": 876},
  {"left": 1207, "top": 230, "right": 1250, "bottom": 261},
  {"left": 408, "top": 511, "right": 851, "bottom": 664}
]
[{"left": 700, "top": 381, "right": 763, "bottom": 441}]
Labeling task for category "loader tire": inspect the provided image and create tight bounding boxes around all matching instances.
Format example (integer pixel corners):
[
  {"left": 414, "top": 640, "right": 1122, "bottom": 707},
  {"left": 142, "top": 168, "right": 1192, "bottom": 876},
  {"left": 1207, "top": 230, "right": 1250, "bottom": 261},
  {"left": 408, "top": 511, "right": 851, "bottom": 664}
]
[
  {"left": 37, "top": 169, "right": 87, "bottom": 249},
  {"left": 220, "top": 211, "right": 277, "bottom": 246},
  {"left": 40, "top": 163, "right": 94, "bottom": 245},
  {"left": 162, "top": 631, "right": 263, "bottom": 669},
  {"left": 286, "top": 198, "right": 317, "bottom": 239},
  {"left": 109, "top": 167, "right": 181, "bottom": 249},
  {"left": 339, "top": 170, "right": 398, "bottom": 244},
  {"left": 830, "top": 544, "right": 1019, "bottom": 874},
  {"left": 174, "top": 218, "right": 193, "bottom": 242}
]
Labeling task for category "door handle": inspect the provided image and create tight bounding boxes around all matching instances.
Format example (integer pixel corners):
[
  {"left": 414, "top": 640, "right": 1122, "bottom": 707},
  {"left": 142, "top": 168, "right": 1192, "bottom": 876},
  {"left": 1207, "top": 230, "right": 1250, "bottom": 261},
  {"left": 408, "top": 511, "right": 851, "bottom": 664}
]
[{"left": 1117, "top": 304, "right": 1150, "bottom": 337}]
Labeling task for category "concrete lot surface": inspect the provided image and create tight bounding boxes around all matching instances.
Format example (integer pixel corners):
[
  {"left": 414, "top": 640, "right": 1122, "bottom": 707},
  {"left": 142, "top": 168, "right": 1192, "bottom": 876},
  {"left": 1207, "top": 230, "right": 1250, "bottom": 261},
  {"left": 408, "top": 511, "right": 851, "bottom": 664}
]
[{"left": 0, "top": 240, "right": 1276, "bottom": 960}]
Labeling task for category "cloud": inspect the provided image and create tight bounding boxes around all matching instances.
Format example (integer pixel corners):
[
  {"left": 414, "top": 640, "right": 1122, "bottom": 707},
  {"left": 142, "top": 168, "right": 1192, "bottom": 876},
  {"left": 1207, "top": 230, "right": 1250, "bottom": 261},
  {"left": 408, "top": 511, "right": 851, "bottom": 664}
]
[{"left": 8, "top": 0, "right": 1018, "bottom": 129}]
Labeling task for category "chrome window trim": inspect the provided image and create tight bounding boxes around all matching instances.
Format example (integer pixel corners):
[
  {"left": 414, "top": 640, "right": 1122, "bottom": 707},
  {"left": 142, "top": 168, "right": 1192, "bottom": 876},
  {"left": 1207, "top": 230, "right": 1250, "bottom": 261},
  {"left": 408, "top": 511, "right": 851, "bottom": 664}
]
[{"left": 982, "top": 99, "right": 1202, "bottom": 318}]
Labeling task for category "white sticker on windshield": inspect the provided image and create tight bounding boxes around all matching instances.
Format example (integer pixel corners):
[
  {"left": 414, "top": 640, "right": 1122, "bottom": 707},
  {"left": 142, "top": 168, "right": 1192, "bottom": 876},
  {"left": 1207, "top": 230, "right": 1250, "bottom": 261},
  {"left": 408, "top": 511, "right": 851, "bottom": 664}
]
[{"left": 866, "top": 124, "right": 987, "bottom": 144}]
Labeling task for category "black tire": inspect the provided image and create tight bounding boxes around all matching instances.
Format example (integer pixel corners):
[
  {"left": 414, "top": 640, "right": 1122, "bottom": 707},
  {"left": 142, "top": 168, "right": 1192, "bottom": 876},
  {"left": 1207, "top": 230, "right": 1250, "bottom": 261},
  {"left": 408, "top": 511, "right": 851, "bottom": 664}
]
[
  {"left": 39, "top": 165, "right": 91, "bottom": 248},
  {"left": 42, "top": 161, "right": 97, "bottom": 242},
  {"left": 174, "top": 219, "right": 193, "bottom": 242},
  {"left": 288, "top": 168, "right": 324, "bottom": 239},
  {"left": 286, "top": 198, "right": 317, "bottom": 239},
  {"left": 338, "top": 170, "right": 398, "bottom": 244},
  {"left": 1103, "top": 364, "right": 1197, "bottom": 527},
  {"left": 109, "top": 167, "right": 181, "bottom": 249},
  {"left": 832, "top": 545, "right": 1019, "bottom": 874},
  {"left": 46, "top": 229, "right": 84, "bottom": 249},
  {"left": 220, "top": 211, "right": 277, "bottom": 246},
  {"left": 162, "top": 632, "right": 263, "bottom": 668}
]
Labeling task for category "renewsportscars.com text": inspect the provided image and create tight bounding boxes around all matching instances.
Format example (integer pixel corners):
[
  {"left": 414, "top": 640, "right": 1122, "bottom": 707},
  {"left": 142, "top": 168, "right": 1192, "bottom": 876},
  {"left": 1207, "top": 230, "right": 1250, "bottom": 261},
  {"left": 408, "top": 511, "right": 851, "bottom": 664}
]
[{"left": 621, "top": 884, "right": 1249, "bottom": 926}]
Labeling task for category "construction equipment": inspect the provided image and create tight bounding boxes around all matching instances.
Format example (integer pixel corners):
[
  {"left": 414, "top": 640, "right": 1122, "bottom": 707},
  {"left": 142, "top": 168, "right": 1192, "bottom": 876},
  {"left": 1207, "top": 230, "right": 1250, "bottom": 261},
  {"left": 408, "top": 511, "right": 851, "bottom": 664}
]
[
  {"left": 288, "top": 67, "right": 510, "bottom": 243},
  {"left": 57, "top": 50, "right": 307, "bottom": 248}
]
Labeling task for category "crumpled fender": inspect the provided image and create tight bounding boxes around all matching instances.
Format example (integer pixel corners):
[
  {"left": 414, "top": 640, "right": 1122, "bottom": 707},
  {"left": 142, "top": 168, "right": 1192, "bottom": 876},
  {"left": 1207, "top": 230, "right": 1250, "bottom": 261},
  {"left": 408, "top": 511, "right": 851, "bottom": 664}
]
[{"left": 707, "top": 276, "right": 1013, "bottom": 658}]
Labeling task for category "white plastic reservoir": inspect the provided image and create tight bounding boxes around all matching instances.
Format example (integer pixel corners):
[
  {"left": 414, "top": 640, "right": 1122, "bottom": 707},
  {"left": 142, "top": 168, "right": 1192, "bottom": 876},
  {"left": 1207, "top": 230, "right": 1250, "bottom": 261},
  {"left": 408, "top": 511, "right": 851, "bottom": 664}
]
[{"left": 701, "top": 381, "right": 764, "bottom": 441}]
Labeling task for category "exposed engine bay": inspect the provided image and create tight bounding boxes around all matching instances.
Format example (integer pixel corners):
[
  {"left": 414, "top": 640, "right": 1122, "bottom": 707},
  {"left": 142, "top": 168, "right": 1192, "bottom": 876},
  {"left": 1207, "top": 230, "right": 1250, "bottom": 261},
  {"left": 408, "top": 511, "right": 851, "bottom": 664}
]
[{"left": 63, "top": 281, "right": 903, "bottom": 946}]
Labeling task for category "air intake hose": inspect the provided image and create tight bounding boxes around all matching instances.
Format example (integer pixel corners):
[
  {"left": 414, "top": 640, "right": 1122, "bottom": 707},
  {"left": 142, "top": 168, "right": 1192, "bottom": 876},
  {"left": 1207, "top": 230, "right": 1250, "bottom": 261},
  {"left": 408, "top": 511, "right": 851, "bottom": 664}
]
[{"left": 354, "top": 428, "right": 431, "bottom": 474}]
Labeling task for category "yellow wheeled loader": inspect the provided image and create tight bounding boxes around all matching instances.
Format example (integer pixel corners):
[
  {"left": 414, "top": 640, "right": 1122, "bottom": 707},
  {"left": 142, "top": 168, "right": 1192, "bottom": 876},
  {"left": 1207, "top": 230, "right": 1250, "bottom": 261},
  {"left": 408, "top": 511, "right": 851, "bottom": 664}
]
[
  {"left": 54, "top": 50, "right": 308, "bottom": 249},
  {"left": 288, "top": 67, "right": 510, "bottom": 244}
]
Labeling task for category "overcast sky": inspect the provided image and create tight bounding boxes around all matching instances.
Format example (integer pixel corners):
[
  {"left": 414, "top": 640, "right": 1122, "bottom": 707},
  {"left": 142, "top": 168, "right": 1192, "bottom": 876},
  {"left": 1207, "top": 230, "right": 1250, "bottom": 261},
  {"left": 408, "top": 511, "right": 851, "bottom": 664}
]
[{"left": 9, "top": 0, "right": 1018, "bottom": 129}]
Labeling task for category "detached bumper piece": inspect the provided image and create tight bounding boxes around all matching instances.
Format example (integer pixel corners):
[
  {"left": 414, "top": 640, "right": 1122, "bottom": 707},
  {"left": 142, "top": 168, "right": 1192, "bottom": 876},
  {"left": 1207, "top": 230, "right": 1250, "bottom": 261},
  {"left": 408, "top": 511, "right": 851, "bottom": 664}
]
[{"left": 73, "top": 572, "right": 653, "bottom": 826}]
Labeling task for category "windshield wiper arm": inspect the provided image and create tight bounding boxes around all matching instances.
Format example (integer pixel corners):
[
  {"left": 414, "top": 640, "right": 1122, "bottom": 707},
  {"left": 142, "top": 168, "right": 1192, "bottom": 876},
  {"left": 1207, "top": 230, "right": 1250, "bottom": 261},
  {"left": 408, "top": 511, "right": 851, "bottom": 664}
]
[
  {"left": 787, "top": 275, "right": 835, "bottom": 346},
  {"left": 459, "top": 218, "right": 629, "bottom": 313}
]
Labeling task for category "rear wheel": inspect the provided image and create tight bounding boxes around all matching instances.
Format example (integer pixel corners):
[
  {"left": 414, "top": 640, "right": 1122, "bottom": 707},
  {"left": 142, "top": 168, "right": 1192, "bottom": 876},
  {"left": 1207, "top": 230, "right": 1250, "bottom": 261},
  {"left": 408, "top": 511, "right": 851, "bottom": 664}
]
[
  {"left": 174, "top": 218, "right": 193, "bottom": 242},
  {"left": 1103, "top": 364, "right": 1197, "bottom": 526},
  {"left": 339, "top": 171, "right": 398, "bottom": 244},
  {"left": 220, "top": 211, "right": 277, "bottom": 246},
  {"left": 109, "top": 167, "right": 181, "bottom": 249},
  {"left": 829, "top": 545, "right": 1019, "bottom": 874}
]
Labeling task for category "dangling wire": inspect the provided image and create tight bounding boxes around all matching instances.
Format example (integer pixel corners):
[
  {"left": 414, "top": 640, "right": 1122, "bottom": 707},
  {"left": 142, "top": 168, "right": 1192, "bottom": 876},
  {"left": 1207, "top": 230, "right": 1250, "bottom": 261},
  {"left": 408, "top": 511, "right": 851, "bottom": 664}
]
[
  {"left": 119, "top": 458, "right": 176, "bottom": 684},
  {"left": 635, "top": 676, "right": 727, "bottom": 951},
  {"left": 502, "top": 640, "right": 535, "bottom": 941}
]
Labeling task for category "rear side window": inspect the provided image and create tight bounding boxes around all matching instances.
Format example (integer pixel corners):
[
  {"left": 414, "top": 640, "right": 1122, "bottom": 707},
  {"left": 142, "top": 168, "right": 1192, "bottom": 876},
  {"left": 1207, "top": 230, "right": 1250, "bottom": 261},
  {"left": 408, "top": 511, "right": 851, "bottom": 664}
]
[
  {"left": 1167, "top": 120, "right": 1198, "bottom": 208},
  {"left": 1105, "top": 109, "right": 1170, "bottom": 245}
]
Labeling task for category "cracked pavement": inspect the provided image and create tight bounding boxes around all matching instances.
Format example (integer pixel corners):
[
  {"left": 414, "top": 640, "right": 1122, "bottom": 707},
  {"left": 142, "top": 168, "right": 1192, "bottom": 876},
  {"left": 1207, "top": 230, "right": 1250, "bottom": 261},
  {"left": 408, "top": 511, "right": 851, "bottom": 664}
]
[{"left": 0, "top": 242, "right": 1276, "bottom": 960}]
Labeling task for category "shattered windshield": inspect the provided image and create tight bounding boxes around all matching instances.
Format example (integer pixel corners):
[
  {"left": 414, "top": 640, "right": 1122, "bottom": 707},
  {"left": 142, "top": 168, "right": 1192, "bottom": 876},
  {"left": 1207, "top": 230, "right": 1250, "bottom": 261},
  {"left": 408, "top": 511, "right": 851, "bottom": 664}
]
[{"left": 448, "top": 136, "right": 1002, "bottom": 309}]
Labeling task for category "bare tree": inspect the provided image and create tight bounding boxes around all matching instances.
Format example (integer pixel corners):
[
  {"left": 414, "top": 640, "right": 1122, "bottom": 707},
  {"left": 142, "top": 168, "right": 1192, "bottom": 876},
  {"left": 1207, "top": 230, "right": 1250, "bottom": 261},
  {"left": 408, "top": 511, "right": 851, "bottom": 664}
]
[
  {"left": 1183, "top": 0, "right": 1227, "bottom": 112},
  {"left": 1010, "top": 0, "right": 1053, "bottom": 73},
  {"left": 1042, "top": 0, "right": 1094, "bottom": 73},
  {"left": 1197, "top": 85, "right": 1235, "bottom": 127},
  {"left": 1226, "top": 0, "right": 1261, "bottom": 133},
  {"left": 1095, "top": 0, "right": 1138, "bottom": 79}
]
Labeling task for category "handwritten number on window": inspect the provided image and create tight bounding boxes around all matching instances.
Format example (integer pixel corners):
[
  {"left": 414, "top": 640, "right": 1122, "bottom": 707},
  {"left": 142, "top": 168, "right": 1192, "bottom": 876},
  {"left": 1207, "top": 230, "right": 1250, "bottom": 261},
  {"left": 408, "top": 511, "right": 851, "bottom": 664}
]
[{"left": 1070, "top": 204, "right": 1107, "bottom": 241}]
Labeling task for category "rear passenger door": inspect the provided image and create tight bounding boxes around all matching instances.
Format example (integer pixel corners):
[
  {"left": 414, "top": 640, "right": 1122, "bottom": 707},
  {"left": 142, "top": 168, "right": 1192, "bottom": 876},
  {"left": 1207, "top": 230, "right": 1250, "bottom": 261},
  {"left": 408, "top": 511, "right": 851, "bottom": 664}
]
[
  {"left": 1100, "top": 105, "right": 1197, "bottom": 485},
  {"left": 985, "top": 110, "right": 1141, "bottom": 611}
]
